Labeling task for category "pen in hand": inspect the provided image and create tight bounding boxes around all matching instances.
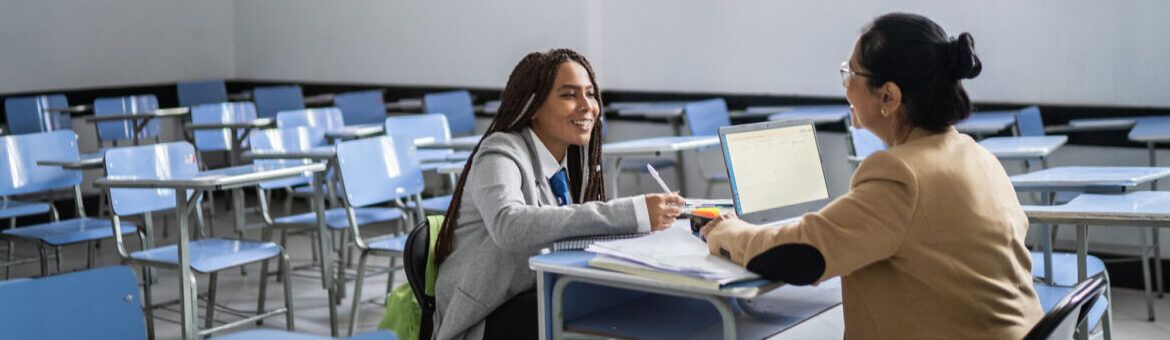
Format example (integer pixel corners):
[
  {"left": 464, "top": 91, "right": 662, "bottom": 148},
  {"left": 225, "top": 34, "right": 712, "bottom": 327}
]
[{"left": 646, "top": 164, "right": 673, "bottom": 194}]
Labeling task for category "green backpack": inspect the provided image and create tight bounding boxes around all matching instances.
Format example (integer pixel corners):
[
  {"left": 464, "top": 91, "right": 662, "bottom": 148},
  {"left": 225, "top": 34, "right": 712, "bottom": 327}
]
[{"left": 378, "top": 215, "right": 442, "bottom": 340}]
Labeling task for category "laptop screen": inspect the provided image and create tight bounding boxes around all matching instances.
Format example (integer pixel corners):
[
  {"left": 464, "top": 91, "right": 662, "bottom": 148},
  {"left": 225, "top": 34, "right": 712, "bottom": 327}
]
[{"left": 720, "top": 121, "right": 830, "bottom": 223}]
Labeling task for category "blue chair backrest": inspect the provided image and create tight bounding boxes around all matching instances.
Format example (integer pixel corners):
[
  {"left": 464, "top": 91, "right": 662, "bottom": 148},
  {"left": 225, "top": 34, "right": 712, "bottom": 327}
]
[
  {"left": 191, "top": 102, "right": 258, "bottom": 152},
  {"left": 4, "top": 94, "right": 71, "bottom": 134},
  {"left": 335, "top": 136, "right": 424, "bottom": 207},
  {"left": 249, "top": 127, "right": 327, "bottom": 190},
  {"left": 1017, "top": 106, "right": 1045, "bottom": 137},
  {"left": 104, "top": 142, "right": 199, "bottom": 216},
  {"left": 423, "top": 90, "right": 475, "bottom": 136},
  {"left": 93, "top": 95, "right": 160, "bottom": 142},
  {"left": 177, "top": 80, "right": 228, "bottom": 107},
  {"left": 849, "top": 127, "right": 886, "bottom": 160},
  {"left": 0, "top": 130, "right": 82, "bottom": 196},
  {"left": 253, "top": 85, "right": 305, "bottom": 119},
  {"left": 0, "top": 266, "right": 146, "bottom": 340},
  {"left": 385, "top": 114, "right": 452, "bottom": 146},
  {"left": 334, "top": 90, "right": 386, "bottom": 126},
  {"left": 684, "top": 98, "right": 731, "bottom": 137},
  {"left": 276, "top": 108, "right": 346, "bottom": 132}
]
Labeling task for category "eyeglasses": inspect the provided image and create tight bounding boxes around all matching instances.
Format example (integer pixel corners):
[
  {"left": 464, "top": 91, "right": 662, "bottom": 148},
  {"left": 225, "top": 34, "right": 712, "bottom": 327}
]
[{"left": 839, "top": 61, "right": 876, "bottom": 88}]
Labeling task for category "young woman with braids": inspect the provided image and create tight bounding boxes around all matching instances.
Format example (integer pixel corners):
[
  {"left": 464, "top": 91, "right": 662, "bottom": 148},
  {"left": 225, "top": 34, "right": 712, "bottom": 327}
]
[
  {"left": 701, "top": 13, "right": 1043, "bottom": 338},
  {"left": 431, "top": 49, "right": 683, "bottom": 340}
]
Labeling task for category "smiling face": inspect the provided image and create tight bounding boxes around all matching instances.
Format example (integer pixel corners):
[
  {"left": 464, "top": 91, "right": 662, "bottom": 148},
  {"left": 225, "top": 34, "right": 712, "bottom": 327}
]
[{"left": 530, "top": 61, "right": 600, "bottom": 162}]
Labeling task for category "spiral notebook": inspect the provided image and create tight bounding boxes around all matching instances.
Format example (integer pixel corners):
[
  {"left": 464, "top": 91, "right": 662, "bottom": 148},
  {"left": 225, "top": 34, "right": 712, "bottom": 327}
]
[{"left": 551, "top": 233, "right": 649, "bottom": 252}]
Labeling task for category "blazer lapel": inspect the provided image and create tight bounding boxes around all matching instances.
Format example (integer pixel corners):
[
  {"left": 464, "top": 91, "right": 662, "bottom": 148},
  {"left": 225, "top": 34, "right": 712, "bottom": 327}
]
[{"left": 521, "top": 128, "right": 558, "bottom": 206}]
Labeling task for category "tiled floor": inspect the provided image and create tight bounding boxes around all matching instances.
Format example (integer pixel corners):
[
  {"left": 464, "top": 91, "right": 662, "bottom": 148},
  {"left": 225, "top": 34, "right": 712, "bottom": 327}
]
[{"left": 4, "top": 196, "right": 1170, "bottom": 339}]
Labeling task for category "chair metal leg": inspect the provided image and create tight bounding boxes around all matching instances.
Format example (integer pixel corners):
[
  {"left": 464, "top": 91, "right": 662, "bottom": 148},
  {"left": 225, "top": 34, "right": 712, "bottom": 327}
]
[
  {"left": 1154, "top": 227, "right": 1164, "bottom": 298},
  {"left": 281, "top": 252, "right": 296, "bottom": 331},
  {"left": 142, "top": 264, "right": 156, "bottom": 339},
  {"left": 37, "top": 243, "right": 49, "bottom": 277},
  {"left": 257, "top": 229, "right": 272, "bottom": 326},
  {"left": 205, "top": 272, "right": 219, "bottom": 330},
  {"left": 387, "top": 255, "right": 398, "bottom": 295},
  {"left": 86, "top": 241, "right": 96, "bottom": 269},
  {"left": 277, "top": 229, "right": 288, "bottom": 283},
  {"left": 348, "top": 250, "right": 370, "bottom": 336},
  {"left": 1141, "top": 228, "right": 1156, "bottom": 321},
  {"left": 53, "top": 246, "right": 63, "bottom": 273}
]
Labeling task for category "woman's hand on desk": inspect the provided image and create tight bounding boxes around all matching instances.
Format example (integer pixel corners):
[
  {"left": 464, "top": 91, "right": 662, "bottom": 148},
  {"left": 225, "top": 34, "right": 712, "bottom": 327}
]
[
  {"left": 700, "top": 213, "right": 744, "bottom": 263},
  {"left": 645, "top": 193, "right": 685, "bottom": 231}
]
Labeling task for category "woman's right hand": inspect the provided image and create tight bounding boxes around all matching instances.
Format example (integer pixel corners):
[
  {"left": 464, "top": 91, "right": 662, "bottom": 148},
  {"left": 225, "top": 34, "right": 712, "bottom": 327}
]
[{"left": 644, "top": 193, "right": 685, "bottom": 231}]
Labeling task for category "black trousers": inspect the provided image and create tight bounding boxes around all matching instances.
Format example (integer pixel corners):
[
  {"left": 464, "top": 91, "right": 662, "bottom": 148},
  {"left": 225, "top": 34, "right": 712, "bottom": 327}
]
[{"left": 483, "top": 290, "right": 539, "bottom": 340}]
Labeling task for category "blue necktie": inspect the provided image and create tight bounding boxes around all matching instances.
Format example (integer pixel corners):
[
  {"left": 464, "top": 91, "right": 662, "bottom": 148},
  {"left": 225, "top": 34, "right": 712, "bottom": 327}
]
[{"left": 549, "top": 168, "right": 572, "bottom": 206}]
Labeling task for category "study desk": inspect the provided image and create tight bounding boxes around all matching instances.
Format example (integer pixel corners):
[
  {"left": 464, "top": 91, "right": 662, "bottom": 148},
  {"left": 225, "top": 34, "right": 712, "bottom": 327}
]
[
  {"left": 1022, "top": 191, "right": 1170, "bottom": 321},
  {"left": 954, "top": 111, "right": 1017, "bottom": 139},
  {"left": 185, "top": 117, "right": 274, "bottom": 165},
  {"left": 419, "top": 134, "right": 483, "bottom": 150},
  {"left": 36, "top": 151, "right": 106, "bottom": 170},
  {"left": 602, "top": 136, "right": 720, "bottom": 196},
  {"left": 86, "top": 107, "right": 191, "bottom": 145},
  {"left": 530, "top": 251, "right": 841, "bottom": 339},
  {"left": 93, "top": 162, "right": 331, "bottom": 339},
  {"left": 766, "top": 105, "right": 851, "bottom": 126},
  {"left": 608, "top": 102, "right": 690, "bottom": 136},
  {"left": 1128, "top": 117, "right": 1170, "bottom": 189},
  {"left": 978, "top": 135, "right": 1068, "bottom": 163},
  {"left": 1010, "top": 166, "right": 1170, "bottom": 292},
  {"left": 43, "top": 104, "right": 92, "bottom": 114},
  {"left": 303, "top": 93, "right": 335, "bottom": 106},
  {"left": 323, "top": 123, "right": 385, "bottom": 142},
  {"left": 384, "top": 98, "right": 423, "bottom": 112}
]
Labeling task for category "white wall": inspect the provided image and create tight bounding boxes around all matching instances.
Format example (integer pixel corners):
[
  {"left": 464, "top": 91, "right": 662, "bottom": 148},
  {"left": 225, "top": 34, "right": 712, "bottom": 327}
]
[
  {"left": 232, "top": 0, "right": 1170, "bottom": 108},
  {"left": 232, "top": 1, "right": 593, "bottom": 89},
  {"left": 0, "top": 0, "right": 235, "bottom": 94}
]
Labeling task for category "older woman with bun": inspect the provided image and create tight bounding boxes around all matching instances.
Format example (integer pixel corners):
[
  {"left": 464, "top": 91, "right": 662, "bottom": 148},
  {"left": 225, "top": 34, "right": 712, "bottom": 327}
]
[{"left": 701, "top": 13, "right": 1043, "bottom": 339}]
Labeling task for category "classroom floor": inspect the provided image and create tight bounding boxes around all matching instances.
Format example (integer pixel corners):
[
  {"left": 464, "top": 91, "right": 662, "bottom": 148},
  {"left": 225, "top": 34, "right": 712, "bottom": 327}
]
[{"left": 4, "top": 195, "right": 1170, "bottom": 339}]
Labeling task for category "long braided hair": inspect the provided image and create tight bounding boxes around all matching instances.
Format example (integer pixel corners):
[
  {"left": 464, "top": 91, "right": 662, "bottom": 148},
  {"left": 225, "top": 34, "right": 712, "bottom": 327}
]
[{"left": 435, "top": 48, "right": 607, "bottom": 264}]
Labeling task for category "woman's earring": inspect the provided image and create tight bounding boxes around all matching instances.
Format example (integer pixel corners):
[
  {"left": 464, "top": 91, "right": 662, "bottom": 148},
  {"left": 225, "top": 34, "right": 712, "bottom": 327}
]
[{"left": 881, "top": 108, "right": 888, "bottom": 117}]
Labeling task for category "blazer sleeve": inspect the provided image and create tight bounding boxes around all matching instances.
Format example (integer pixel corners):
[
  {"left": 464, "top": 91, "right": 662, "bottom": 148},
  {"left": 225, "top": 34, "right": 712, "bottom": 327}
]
[
  {"left": 467, "top": 151, "right": 641, "bottom": 254},
  {"left": 706, "top": 151, "right": 919, "bottom": 282}
]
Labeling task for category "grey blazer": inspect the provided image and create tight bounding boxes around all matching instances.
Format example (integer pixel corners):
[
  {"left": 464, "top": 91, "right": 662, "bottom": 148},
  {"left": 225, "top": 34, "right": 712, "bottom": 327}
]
[{"left": 433, "top": 128, "right": 641, "bottom": 340}]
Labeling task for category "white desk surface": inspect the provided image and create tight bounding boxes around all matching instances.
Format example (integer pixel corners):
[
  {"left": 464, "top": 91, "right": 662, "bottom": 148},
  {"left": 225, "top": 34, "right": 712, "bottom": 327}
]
[
  {"left": 608, "top": 102, "right": 689, "bottom": 118},
  {"left": 1009, "top": 166, "right": 1170, "bottom": 192},
  {"left": 1128, "top": 117, "right": 1170, "bottom": 142},
  {"left": 421, "top": 134, "right": 482, "bottom": 150},
  {"left": 978, "top": 136, "right": 1068, "bottom": 159},
  {"left": 95, "top": 163, "right": 326, "bottom": 190},
  {"left": 324, "top": 123, "right": 384, "bottom": 140},
  {"left": 767, "top": 106, "right": 851, "bottom": 125},
  {"left": 1022, "top": 191, "right": 1170, "bottom": 227},
  {"left": 955, "top": 111, "right": 1016, "bottom": 135},
  {"left": 602, "top": 136, "right": 720, "bottom": 155}
]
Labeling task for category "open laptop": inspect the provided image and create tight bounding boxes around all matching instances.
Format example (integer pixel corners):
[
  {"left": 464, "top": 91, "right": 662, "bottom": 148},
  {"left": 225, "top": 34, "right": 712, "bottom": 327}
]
[{"left": 718, "top": 120, "right": 832, "bottom": 226}]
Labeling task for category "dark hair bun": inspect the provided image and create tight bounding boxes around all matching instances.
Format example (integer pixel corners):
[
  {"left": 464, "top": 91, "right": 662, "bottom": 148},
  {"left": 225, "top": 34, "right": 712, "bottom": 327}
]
[{"left": 951, "top": 32, "right": 982, "bottom": 80}]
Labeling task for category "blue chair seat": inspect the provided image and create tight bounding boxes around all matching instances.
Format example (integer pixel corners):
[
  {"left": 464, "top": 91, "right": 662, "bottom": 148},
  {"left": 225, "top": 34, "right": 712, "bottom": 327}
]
[
  {"left": 405, "top": 195, "right": 452, "bottom": 213},
  {"left": 274, "top": 207, "right": 405, "bottom": 230},
  {"left": 368, "top": 234, "right": 409, "bottom": 252},
  {"left": 619, "top": 158, "right": 676, "bottom": 172},
  {"left": 2, "top": 218, "right": 138, "bottom": 246},
  {"left": 129, "top": 238, "right": 281, "bottom": 273},
  {"left": 1031, "top": 251, "right": 1107, "bottom": 287},
  {"left": 0, "top": 200, "right": 51, "bottom": 219},
  {"left": 1034, "top": 281, "right": 1108, "bottom": 331}
]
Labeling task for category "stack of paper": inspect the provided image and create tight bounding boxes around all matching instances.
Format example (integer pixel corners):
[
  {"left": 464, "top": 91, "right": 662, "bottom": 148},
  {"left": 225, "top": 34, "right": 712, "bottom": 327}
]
[{"left": 585, "top": 225, "right": 759, "bottom": 289}]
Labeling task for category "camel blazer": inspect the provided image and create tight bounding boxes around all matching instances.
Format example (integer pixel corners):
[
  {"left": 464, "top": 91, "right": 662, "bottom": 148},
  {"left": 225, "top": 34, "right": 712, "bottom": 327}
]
[
  {"left": 707, "top": 127, "right": 1043, "bottom": 339},
  {"left": 433, "top": 128, "right": 642, "bottom": 340}
]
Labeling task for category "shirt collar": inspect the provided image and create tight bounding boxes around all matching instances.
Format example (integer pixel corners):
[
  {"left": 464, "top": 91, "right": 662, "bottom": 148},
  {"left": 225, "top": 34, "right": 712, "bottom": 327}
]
[{"left": 527, "top": 128, "right": 567, "bottom": 180}]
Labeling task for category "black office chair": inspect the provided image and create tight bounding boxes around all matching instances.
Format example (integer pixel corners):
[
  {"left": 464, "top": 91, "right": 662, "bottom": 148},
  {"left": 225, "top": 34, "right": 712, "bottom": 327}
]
[
  {"left": 1024, "top": 273, "right": 1108, "bottom": 340},
  {"left": 404, "top": 218, "right": 436, "bottom": 340}
]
